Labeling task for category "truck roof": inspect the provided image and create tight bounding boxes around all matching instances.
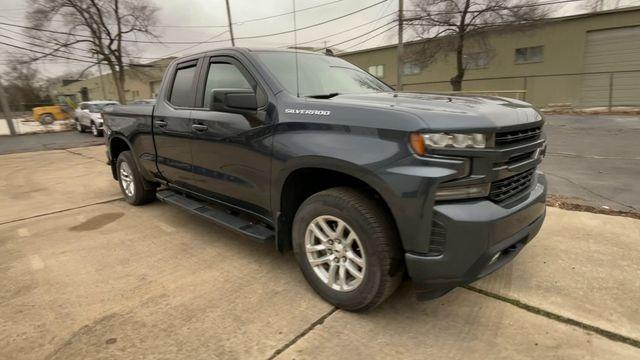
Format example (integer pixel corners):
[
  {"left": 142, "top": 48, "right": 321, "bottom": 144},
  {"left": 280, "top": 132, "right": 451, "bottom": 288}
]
[{"left": 181, "top": 47, "right": 322, "bottom": 60}]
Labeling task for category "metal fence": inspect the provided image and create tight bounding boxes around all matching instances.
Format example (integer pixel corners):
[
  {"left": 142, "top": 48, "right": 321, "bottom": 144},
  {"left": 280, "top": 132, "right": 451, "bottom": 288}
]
[{"left": 403, "top": 69, "right": 640, "bottom": 110}]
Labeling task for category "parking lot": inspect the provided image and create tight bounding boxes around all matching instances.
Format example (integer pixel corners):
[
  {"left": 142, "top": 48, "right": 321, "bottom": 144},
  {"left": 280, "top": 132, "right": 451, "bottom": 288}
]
[{"left": 1, "top": 116, "right": 639, "bottom": 359}]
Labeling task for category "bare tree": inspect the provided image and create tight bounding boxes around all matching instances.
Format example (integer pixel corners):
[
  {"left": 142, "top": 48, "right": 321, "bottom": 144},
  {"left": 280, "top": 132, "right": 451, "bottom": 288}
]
[
  {"left": 26, "top": 0, "right": 158, "bottom": 103},
  {"left": 1, "top": 61, "right": 48, "bottom": 110},
  {"left": 408, "top": 0, "right": 550, "bottom": 91}
]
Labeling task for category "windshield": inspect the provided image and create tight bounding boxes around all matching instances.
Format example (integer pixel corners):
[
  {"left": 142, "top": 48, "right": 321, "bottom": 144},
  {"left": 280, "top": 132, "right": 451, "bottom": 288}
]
[
  {"left": 89, "top": 103, "right": 118, "bottom": 113},
  {"left": 255, "top": 51, "right": 392, "bottom": 97}
]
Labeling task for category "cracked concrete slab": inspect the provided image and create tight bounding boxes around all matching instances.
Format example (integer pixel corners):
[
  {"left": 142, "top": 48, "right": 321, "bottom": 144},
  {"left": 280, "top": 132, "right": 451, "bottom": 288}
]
[
  {"left": 2, "top": 143, "right": 639, "bottom": 359},
  {"left": 0, "top": 201, "right": 333, "bottom": 360},
  {"left": 473, "top": 207, "right": 640, "bottom": 341},
  {"left": 275, "top": 285, "right": 640, "bottom": 360},
  {"left": 0, "top": 146, "right": 120, "bottom": 224}
]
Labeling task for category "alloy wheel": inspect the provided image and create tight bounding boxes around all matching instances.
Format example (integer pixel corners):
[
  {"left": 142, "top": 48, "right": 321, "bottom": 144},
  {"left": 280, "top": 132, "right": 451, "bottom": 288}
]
[
  {"left": 305, "top": 215, "right": 366, "bottom": 292},
  {"left": 119, "top": 162, "right": 135, "bottom": 197}
]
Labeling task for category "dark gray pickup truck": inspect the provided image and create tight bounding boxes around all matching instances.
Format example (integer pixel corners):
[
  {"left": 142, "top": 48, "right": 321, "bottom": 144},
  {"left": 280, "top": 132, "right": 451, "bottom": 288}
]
[{"left": 103, "top": 47, "right": 547, "bottom": 311}]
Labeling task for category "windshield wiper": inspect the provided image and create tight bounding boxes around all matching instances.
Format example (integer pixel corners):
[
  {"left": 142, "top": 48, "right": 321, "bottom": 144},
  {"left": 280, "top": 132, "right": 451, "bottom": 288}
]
[{"left": 305, "top": 92, "right": 340, "bottom": 99}]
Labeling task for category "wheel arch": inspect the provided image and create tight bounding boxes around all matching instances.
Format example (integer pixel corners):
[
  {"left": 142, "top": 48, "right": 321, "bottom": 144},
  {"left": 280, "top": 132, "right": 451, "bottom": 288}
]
[
  {"left": 108, "top": 135, "right": 133, "bottom": 180},
  {"left": 273, "top": 158, "right": 402, "bottom": 253}
]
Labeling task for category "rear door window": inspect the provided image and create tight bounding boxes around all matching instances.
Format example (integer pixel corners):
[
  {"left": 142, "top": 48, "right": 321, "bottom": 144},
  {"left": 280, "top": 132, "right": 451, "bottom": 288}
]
[{"left": 169, "top": 62, "right": 198, "bottom": 107}]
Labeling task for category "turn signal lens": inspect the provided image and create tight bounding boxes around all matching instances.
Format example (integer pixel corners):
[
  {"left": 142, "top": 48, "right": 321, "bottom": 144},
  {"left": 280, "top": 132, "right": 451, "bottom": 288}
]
[{"left": 410, "top": 133, "right": 427, "bottom": 155}]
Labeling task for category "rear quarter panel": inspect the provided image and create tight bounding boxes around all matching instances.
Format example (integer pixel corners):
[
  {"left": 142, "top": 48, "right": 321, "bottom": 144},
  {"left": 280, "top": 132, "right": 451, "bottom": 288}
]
[{"left": 104, "top": 104, "right": 158, "bottom": 180}]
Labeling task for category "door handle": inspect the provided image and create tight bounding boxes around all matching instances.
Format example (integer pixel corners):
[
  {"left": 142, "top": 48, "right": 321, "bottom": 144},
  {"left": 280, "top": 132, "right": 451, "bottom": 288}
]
[
  {"left": 155, "top": 120, "right": 168, "bottom": 128},
  {"left": 192, "top": 124, "right": 208, "bottom": 132}
]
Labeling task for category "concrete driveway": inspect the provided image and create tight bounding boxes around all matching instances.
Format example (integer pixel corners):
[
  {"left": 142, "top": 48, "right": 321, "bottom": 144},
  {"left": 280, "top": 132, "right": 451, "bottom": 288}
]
[{"left": 1, "top": 146, "right": 639, "bottom": 359}]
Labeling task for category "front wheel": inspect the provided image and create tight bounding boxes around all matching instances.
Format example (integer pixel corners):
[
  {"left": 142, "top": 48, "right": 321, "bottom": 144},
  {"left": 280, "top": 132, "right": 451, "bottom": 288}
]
[
  {"left": 90, "top": 122, "right": 102, "bottom": 137},
  {"left": 292, "top": 187, "right": 403, "bottom": 312},
  {"left": 75, "top": 120, "right": 85, "bottom": 132},
  {"left": 116, "top": 151, "right": 156, "bottom": 205}
]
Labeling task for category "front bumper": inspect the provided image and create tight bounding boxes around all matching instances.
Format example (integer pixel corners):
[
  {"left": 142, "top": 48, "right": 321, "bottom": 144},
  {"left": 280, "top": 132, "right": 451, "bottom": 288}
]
[{"left": 406, "top": 172, "right": 547, "bottom": 300}]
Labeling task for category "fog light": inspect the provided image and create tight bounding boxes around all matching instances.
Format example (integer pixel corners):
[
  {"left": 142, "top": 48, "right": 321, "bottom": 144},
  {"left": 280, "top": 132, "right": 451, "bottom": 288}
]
[{"left": 435, "top": 184, "right": 490, "bottom": 201}]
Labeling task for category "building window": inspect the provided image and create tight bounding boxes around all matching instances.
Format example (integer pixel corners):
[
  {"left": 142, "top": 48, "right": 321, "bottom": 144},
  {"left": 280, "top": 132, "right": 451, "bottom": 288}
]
[
  {"left": 515, "top": 46, "right": 544, "bottom": 63},
  {"left": 463, "top": 52, "right": 489, "bottom": 69},
  {"left": 402, "top": 62, "right": 421, "bottom": 75},
  {"left": 368, "top": 65, "right": 384, "bottom": 78}
]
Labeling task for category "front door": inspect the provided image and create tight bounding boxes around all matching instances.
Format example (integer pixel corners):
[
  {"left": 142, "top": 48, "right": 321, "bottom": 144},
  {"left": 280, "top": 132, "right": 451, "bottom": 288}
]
[
  {"left": 153, "top": 59, "right": 200, "bottom": 188},
  {"left": 189, "top": 56, "right": 273, "bottom": 218}
]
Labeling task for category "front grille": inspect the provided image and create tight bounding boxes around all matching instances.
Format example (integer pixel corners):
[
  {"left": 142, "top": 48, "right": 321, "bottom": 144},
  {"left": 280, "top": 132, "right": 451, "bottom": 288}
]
[
  {"left": 490, "top": 169, "right": 535, "bottom": 202},
  {"left": 427, "top": 220, "right": 446, "bottom": 256},
  {"left": 495, "top": 126, "right": 541, "bottom": 146}
]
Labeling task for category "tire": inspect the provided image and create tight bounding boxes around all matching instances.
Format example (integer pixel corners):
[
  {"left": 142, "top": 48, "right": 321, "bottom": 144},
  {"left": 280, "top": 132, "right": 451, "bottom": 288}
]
[
  {"left": 39, "top": 114, "right": 54, "bottom": 125},
  {"left": 75, "top": 120, "right": 85, "bottom": 133},
  {"left": 90, "top": 122, "right": 102, "bottom": 137},
  {"left": 116, "top": 151, "right": 156, "bottom": 205},
  {"left": 292, "top": 187, "right": 403, "bottom": 312}
]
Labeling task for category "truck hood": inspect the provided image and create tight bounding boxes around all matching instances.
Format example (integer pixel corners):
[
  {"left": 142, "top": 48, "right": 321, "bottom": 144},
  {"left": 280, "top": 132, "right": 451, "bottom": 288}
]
[{"left": 322, "top": 92, "right": 543, "bottom": 131}]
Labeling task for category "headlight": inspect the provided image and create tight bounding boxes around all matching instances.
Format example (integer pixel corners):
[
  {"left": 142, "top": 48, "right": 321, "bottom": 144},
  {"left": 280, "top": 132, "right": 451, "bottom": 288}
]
[
  {"left": 410, "top": 133, "right": 487, "bottom": 155},
  {"left": 423, "top": 133, "right": 486, "bottom": 148}
]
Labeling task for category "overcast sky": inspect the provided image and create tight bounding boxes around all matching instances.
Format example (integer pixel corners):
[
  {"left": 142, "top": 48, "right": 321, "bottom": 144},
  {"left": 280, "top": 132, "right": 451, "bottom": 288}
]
[{"left": 0, "top": 0, "right": 637, "bottom": 77}]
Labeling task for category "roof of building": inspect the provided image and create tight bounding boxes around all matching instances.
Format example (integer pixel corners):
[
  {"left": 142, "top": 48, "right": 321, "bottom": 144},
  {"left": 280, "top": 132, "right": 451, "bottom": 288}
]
[{"left": 338, "top": 5, "right": 640, "bottom": 56}]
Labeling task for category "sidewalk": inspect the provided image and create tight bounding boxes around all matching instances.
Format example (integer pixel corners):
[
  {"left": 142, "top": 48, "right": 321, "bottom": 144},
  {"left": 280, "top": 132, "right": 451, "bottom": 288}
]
[{"left": 0, "top": 118, "right": 74, "bottom": 135}]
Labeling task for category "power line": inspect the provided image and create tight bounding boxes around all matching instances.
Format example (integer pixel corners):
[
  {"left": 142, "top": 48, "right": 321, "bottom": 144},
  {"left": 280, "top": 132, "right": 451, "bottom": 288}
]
[
  {"left": 230, "top": 0, "right": 390, "bottom": 42},
  {"left": 156, "top": 30, "right": 229, "bottom": 58},
  {"left": 331, "top": 20, "right": 397, "bottom": 48},
  {"left": 286, "top": 11, "right": 397, "bottom": 47},
  {"left": 233, "top": 0, "right": 345, "bottom": 25},
  {"left": 0, "top": 0, "right": 389, "bottom": 45},
  {"left": 0, "top": 41, "right": 162, "bottom": 67},
  {"left": 0, "top": 41, "right": 98, "bottom": 64},
  {"left": 0, "top": 25, "right": 166, "bottom": 60},
  {"left": 0, "top": 0, "right": 348, "bottom": 29},
  {"left": 0, "top": 34, "right": 98, "bottom": 61},
  {"left": 337, "top": 23, "right": 398, "bottom": 52}
]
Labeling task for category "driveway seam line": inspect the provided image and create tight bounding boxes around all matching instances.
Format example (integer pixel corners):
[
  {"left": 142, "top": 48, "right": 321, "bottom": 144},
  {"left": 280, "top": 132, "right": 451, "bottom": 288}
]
[
  {"left": 0, "top": 198, "right": 123, "bottom": 226},
  {"left": 464, "top": 285, "right": 640, "bottom": 349},
  {"left": 64, "top": 148, "right": 106, "bottom": 163},
  {"left": 267, "top": 307, "right": 338, "bottom": 359}
]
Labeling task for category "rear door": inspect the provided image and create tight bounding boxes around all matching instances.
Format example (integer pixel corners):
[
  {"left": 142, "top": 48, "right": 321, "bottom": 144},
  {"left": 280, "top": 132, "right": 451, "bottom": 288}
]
[
  {"left": 153, "top": 58, "right": 201, "bottom": 188},
  {"left": 78, "top": 103, "right": 90, "bottom": 126},
  {"left": 188, "top": 55, "right": 273, "bottom": 218}
]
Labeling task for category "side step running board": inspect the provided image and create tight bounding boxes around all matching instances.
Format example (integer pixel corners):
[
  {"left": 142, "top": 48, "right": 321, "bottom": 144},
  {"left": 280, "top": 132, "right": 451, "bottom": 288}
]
[{"left": 156, "top": 189, "right": 274, "bottom": 242}]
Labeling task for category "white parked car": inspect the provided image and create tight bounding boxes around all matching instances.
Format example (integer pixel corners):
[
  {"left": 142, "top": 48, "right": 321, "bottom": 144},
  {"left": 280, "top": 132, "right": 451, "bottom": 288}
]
[{"left": 74, "top": 101, "right": 120, "bottom": 136}]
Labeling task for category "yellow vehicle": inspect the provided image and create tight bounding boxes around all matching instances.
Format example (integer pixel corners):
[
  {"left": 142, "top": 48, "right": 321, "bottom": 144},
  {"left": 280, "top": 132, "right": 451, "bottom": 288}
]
[
  {"left": 32, "top": 96, "right": 77, "bottom": 124},
  {"left": 32, "top": 105, "right": 70, "bottom": 124}
]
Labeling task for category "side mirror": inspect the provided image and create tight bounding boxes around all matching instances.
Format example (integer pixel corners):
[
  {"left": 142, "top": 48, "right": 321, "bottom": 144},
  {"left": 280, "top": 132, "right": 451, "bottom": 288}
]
[{"left": 210, "top": 89, "right": 257, "bottom": 113}]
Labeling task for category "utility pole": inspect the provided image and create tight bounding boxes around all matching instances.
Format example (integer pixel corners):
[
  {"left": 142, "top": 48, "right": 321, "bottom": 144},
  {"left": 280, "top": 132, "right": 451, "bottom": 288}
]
[
  {"left": 0, "top": 78, "right": 17, "bottom": 135},
  {"left": 396, "top": 0, "right": 404, "bottom": 91},
  {"left": 225, "top": 0, "right": 236, "bottom": 46}
]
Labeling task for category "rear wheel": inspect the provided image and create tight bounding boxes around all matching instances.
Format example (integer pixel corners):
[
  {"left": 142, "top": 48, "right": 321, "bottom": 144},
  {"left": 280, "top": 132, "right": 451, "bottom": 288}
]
[
  {"left": 116, "top": 151, "right": 156, "bottom": 205},
  {"left": 292, "top": 187, "right": 403, "bottom": 312},
  {"left": 39, "top": 114, "right": 54, "bottom": 125}
]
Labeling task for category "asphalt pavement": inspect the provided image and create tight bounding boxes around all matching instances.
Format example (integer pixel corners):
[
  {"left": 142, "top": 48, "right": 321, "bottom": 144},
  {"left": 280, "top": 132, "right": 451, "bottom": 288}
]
[
  {"left": 541, "top": 114, "right": 640, "bottom": 212},
  {"left": 0, "top": 131, "right": 105, "bottom": 155}
]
